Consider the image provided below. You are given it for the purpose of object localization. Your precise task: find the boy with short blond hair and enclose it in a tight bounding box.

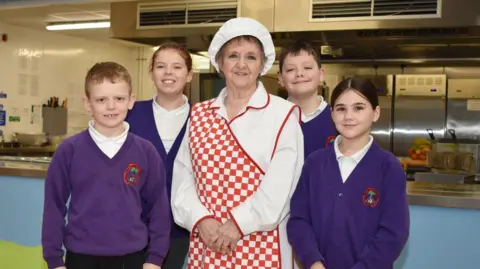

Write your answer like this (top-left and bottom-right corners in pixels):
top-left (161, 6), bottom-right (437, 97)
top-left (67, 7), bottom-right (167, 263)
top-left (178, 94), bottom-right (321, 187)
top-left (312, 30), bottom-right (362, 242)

top-left (42, 62), bottom-right (170, 269)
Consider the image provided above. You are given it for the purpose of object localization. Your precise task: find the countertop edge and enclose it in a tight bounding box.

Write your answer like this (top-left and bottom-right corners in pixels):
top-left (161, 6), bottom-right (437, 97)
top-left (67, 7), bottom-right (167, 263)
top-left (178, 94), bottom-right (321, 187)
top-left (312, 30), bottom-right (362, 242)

top-left (0, 167), bottom-right (47, 178)
top-left (2, 167), bottom-right (480, 210)
top-left (407, 193), bottom-right (480, 210)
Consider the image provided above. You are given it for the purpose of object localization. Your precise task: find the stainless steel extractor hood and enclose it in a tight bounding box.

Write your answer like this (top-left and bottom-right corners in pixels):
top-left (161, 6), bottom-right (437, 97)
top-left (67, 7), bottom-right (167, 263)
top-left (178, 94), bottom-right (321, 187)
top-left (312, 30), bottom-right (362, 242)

top-left (109, 0), bottom-right (480, 61)
top-left (274, 0), bottom-right (480, 32)
top-left (109, 0), bottom-right (274, 49)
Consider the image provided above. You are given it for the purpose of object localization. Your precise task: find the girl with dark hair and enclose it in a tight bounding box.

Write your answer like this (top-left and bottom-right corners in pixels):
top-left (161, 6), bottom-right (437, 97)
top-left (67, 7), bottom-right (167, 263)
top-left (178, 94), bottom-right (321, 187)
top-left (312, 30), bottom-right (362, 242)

top-left (287, 76), bottom-right (410, 269)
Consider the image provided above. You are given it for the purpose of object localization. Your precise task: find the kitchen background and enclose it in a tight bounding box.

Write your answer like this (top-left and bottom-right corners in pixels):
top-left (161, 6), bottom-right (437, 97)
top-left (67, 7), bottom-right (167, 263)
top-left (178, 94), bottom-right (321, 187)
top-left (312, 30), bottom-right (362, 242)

top-left (0, 0), bottom-right (479, 153)
top-left (1, 0), bottom-right (480, 268)
top-left (0, 0), bottom-right (478, 148)
top-left (0, 11), bottom-right (202, 142)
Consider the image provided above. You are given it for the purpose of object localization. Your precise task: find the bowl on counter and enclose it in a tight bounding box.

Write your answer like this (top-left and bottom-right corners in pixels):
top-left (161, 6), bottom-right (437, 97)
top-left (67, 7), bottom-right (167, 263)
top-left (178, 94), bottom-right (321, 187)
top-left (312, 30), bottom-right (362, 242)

top-left (13, 132), bottom-right (47, 147)
top-left (49, 135), bottom-right (65, 147)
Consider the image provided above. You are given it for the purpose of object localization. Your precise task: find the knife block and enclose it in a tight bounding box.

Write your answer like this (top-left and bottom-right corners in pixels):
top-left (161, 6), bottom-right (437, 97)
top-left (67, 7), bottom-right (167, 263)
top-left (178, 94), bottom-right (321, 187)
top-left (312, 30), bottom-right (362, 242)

top-left (42, 107), bottom-right (68, 136)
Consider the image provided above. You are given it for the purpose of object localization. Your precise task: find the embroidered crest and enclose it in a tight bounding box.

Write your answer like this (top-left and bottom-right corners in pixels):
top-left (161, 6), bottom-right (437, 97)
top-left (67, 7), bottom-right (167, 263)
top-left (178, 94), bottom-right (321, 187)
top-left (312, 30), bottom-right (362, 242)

top-left (325, 135), bottom-right (336, 148)
top-left (362, 187), bottom-right (379, 207)
top-left (123, 163), bottom-right (141, 186)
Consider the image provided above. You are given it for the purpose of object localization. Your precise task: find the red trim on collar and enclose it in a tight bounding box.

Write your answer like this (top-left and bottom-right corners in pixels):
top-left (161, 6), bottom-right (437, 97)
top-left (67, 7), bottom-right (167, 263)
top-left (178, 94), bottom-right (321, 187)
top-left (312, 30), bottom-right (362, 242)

top-left (208, 98), bottom-right (220, 109)
top-left (207, 89), bottom-right (270, 111)
top-left (228, 93), bottom-right (270, 125)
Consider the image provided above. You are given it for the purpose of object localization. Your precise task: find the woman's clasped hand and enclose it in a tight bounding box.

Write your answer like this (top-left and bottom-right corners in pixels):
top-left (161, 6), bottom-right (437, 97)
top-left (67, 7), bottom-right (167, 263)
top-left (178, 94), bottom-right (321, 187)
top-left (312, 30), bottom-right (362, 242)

top-left (197, 218), bottom-right (242, 255)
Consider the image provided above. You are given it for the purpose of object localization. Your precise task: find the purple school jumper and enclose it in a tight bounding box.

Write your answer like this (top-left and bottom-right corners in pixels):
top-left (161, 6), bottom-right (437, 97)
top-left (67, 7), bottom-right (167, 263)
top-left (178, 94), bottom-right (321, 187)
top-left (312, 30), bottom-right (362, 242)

top-left (287, 142), bottom-right (409, 269)
top-left (301, 105), bottom-right (337, 158)
top-left (126, 99), bottom-right (190, 239)
top-left (42, 130), bottom-right (171, 269)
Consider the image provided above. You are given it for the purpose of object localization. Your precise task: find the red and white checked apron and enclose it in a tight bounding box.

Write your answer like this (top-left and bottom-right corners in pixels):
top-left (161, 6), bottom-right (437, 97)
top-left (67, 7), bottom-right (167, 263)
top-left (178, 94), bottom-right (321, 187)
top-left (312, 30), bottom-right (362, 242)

top-left (187, 101), bottom-right (281, 269)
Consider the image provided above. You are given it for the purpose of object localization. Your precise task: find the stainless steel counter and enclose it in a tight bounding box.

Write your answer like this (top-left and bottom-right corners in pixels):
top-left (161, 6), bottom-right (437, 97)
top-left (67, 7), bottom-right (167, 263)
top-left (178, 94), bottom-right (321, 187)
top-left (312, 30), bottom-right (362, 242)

top-left (0, 146), bottom-right (56, 152)
top-left (0, 157), bottom-right (49, 178)
top-left (1, 157), bottom-right (480, 209)
top-left (407, 181), bottom-right (480, 210)
top-left (0, 145), bottom-right (57, 157)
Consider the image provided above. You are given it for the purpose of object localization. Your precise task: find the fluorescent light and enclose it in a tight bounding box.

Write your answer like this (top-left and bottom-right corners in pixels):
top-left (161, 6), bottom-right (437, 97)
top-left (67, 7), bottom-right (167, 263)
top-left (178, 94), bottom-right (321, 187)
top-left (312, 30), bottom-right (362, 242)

top-left (46, 21), bottom-right (110, 31)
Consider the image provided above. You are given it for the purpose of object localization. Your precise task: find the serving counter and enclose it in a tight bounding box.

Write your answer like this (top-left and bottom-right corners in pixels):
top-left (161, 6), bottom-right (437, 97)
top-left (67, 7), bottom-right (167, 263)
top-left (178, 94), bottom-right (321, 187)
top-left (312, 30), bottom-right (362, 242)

top-left (0, 159), bottom-right (479, 269)
top-left (0, 146), bottom-right (57, 157)
top-left (0, 159), bottom-right (48, 178)
top-left (0, 159), bottom-right (49, 269)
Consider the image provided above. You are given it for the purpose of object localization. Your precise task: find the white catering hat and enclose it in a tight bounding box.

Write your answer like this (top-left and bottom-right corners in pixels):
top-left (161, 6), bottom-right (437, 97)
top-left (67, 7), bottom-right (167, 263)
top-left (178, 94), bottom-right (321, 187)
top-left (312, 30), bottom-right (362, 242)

top-left (207, 17), bottom-right (275, 76)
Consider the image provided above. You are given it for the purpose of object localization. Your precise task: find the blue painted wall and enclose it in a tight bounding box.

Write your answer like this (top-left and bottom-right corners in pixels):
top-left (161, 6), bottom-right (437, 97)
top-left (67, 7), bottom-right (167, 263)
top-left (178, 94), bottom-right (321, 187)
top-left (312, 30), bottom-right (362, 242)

top-left (0, 176), bottom-right (44, 246)
top-left (1, 175), bottom-right (480, 269)
top-left (395, 205), bottom-right (480, 269)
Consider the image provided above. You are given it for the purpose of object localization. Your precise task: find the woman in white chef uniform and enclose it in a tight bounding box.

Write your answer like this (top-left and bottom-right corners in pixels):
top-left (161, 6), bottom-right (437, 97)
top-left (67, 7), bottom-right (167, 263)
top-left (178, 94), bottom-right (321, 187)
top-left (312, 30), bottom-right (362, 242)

top-left (171, 17), bottom-right (304, 269)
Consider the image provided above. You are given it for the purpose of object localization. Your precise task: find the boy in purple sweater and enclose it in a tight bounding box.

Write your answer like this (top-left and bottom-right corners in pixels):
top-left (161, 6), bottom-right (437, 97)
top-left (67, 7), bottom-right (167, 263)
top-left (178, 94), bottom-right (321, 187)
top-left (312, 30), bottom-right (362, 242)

top-left (278, 40), bottom-right (337, 158)
top-left (41, 62), bottom-right (170, 269)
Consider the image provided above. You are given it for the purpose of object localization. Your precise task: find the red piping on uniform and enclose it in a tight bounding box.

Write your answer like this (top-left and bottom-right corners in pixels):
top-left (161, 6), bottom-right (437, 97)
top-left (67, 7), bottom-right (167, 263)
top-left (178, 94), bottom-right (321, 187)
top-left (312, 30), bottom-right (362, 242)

top-left (221, 94), bottom-right (271, 175)
top-left (225, 121), bottom-right (265, 175)
top-left (228, 93), bottom-right (270, 125)
top-left (271, 105), bottom-right (300, 160)
top-left (207, 90), bottom-right (270, 113)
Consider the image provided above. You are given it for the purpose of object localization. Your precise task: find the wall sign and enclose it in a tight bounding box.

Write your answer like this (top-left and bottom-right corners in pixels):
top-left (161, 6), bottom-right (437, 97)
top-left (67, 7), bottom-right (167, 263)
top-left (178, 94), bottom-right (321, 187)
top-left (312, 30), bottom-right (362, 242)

top-left (0, 110), bottom-right (5, 126)
top-left (0, 92), bottom-right (6, 99)
top-left (8, 116), bottom-right (20, 122)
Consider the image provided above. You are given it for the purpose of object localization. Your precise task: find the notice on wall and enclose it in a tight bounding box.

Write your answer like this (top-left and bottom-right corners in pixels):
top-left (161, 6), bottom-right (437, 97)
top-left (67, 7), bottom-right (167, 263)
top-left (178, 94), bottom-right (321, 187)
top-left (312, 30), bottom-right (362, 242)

top-left (19, 55), bottom-right (28, 70)
top-left (0, 110), bottom-right (5, 126)
top-left (18, 74), bottom-right (28, 95)
top-left (31, 105), bottom-right (42, 124)
top-left (467, 99), bottom-right (480, 111)
top-left (30, 75), bottom-right (39, 96)
top-left (32, 57), bottom-right (40, 72)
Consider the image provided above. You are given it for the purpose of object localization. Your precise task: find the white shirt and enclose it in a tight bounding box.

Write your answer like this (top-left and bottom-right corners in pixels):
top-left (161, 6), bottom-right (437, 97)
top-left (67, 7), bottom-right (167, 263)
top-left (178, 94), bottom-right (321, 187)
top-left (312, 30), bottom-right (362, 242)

top-left (152, 94), bottom-right (190, 153)
top-left (88, 120), bottom-right (129, 159)
top-left (334, 135), bottom-right (373, 183)
top-left (171, 82), bottom-right (304, 269)
top-left (288, 95), bottom-right (328, 123)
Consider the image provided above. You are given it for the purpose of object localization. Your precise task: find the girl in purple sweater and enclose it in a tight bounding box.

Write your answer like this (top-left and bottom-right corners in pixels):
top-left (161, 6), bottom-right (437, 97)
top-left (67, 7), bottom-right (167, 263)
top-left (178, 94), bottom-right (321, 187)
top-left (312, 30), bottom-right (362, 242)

top-left (287, 76), bottom-right (409, 269)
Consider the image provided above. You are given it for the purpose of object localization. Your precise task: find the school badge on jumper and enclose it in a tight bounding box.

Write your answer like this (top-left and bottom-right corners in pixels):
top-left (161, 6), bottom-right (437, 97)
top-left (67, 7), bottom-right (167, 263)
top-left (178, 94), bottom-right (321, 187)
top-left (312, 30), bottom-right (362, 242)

top-left (362, 187), bottom-right (379, 207)
top-left (325, 136), bottom-right (336, 148)
top-left (124, 163), bottom-right (141, 186)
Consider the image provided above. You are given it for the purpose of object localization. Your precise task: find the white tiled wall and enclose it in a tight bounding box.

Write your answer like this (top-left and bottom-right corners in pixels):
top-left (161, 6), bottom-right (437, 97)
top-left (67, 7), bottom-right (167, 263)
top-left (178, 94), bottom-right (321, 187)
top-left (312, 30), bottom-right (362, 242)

top-left (0, 21), bottom-right (141, 141)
